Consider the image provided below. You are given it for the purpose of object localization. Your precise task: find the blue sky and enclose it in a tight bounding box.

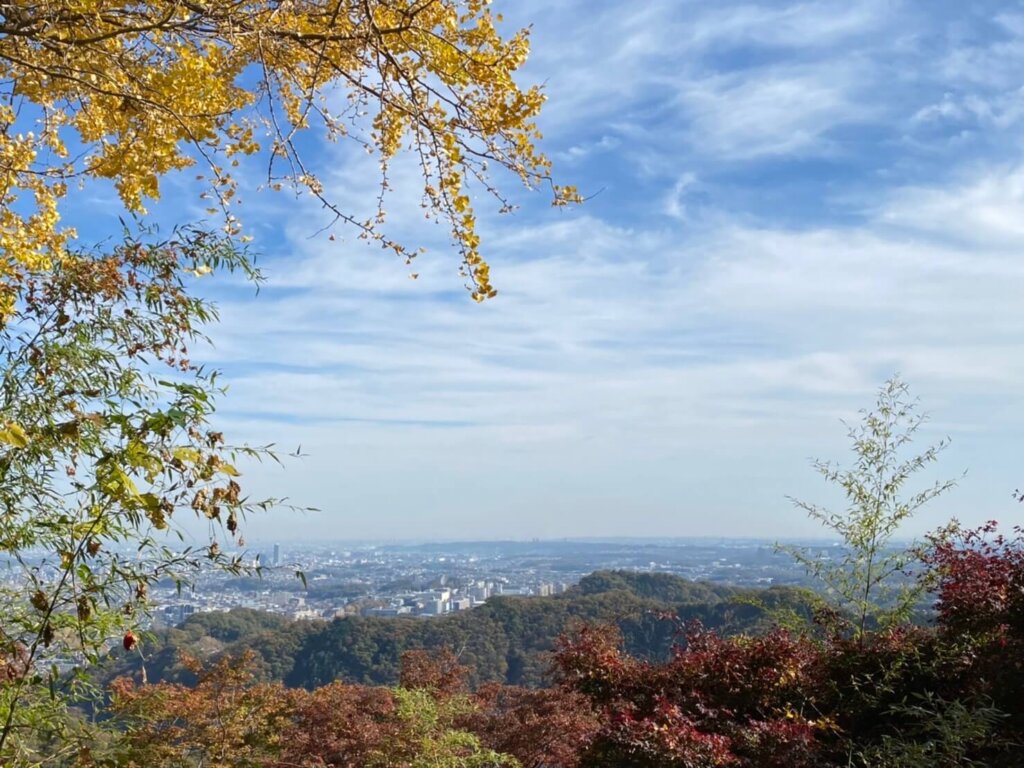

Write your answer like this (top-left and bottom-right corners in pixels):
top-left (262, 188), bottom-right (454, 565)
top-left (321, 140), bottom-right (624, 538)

top-left (120, 0), bottom-right (1024, 541)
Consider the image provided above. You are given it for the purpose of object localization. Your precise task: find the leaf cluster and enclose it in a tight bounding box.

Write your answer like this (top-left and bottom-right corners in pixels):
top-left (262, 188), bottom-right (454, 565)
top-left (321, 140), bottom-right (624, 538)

top-left (0, 227), bottom-right (283, 764)
top-left (781, 377), bottom-right (958, 637)
top-left (0, 0), bottom-right (580, 304)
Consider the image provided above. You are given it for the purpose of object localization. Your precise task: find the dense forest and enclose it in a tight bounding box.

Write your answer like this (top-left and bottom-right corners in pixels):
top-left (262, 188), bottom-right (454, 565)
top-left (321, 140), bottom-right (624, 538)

top-left (105, 571), bottom-right (816, 689)
top-left (90, 524), bottom-right (1024, 766)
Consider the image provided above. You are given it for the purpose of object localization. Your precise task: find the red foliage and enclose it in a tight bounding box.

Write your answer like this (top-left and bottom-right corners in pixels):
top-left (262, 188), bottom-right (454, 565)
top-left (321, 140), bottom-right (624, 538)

top-left (554, 623), bottom-right (822, 767)
top-left (93, 522), bottom-right (1024, 767)
top-left (279, 683), bottom-right (398, 768)
top-left (922, 521), bottom-right (1024, 744)
top-left (107, 652), bottom-right (295, 766)
top-left (0, 642), bottom-right (29, 684)
top-left (468, 683), bottom-right (600, 768)
top-left (104, 647), bottom-right (533, 767)
top-left (551, 527), bottom-right (1024, 766)
top-left (398, 648), bottom-right (469, 696)
top-left (925, 521), bottom-right (1024, 638)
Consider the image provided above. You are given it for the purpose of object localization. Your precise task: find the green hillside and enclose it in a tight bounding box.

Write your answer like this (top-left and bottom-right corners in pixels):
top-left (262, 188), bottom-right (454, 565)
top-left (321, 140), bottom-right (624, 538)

top-left (108, 571), bottom-right (814, 689)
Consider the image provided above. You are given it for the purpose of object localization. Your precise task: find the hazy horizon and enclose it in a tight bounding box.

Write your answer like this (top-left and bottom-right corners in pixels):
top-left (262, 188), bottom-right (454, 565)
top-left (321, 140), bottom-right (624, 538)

top-left (197, 533), bottom-right (910, 550)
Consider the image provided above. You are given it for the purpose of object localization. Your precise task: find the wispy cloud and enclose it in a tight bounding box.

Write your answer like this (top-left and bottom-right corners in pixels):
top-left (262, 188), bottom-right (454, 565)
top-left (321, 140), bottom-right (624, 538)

top-left (162, 1), bottom-right (1024, 540)
top-left (673, 65), bottom-right (864, 159)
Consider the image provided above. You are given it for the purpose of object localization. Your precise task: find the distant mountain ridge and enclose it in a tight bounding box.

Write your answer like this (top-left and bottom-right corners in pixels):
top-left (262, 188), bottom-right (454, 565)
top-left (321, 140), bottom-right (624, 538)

top-left (108, 570), bottom-right (816, 689)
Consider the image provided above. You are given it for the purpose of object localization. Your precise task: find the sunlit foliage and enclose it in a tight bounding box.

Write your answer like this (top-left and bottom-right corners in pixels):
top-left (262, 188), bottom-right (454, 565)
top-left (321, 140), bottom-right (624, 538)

top-left (782, 377), bottom-right (958, 636)
top-left (44, 529), bottom-right (1024, 767)
top-left (0, 228), bottom-right (278, 764)
top-left (0, 0), bottom-right (579, 306)
top-left (104, 649), bottom-right (521, 767)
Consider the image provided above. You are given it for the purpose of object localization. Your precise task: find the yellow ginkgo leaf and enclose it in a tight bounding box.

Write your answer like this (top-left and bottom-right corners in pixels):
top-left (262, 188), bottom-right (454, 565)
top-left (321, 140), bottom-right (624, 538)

top-left (172, 447), bottom-right (202, 464)
top-left (0, 422), bottom-right (30, 449)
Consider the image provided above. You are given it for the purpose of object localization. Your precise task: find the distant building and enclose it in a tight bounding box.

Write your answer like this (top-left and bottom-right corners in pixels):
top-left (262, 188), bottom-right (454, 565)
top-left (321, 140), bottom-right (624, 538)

top-left (161, 604), bottom-right (195, 625)
top-left (273, 543), bottom-right (281, 566)
top-left (364, 606), bottom-right (412, 617)
top-left (421, 599), bottom-right (446, 616)
top-left (469, 584), bottom-right (490, 601)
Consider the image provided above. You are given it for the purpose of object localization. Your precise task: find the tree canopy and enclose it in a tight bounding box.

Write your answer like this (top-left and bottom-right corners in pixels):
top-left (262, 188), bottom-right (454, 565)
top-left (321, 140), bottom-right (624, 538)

top-left (0, 0), bottom-right (579, 306)
top-left (0, 4), bottom-right (582, 762)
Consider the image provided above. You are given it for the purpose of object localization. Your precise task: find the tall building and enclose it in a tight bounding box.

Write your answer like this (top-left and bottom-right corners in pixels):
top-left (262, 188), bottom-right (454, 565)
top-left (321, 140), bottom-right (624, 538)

top-left (273, 543), bottom-right (281, 567)
top-left (469, 584), bottom-right (490, 602)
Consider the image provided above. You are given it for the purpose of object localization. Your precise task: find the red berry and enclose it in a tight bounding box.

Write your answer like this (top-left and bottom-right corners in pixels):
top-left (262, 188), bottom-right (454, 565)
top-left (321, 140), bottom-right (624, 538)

top-left (123, 631), bottom-right (137, 651)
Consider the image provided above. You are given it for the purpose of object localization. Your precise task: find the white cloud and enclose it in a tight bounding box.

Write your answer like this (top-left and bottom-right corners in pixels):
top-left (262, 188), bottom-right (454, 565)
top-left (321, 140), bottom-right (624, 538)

top-left (673, 66), bottom-right (863, 159)
top-left (880, 164), bottom-right (1024, 250)
top-left (195, 152), bottom-right (1024, 539)
top-left (503, 0), bottom-right (894, 164)
top-left (687, 0), bottom-right (888, 48)
top-left (663, 173), bottom-right (699, 220)
top-left (170, 2), bottom-right (1024, 540)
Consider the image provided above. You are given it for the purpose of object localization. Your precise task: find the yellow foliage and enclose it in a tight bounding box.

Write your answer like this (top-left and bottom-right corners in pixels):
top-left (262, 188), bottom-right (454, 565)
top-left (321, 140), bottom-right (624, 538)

top-left (0, 421), bottom-right (29, 448)
top-left (0, 0), bottom-right (579, 307)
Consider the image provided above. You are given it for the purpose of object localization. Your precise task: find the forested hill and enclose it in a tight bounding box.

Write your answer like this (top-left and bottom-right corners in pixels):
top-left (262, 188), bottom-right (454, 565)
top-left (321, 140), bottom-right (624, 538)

top-left (112, 571), bottom-right (814, 689)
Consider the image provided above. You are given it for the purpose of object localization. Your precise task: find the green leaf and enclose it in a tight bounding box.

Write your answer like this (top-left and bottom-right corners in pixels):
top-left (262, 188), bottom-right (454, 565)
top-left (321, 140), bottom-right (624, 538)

top-left (166, 407), bottom-right (188, 427)
top-left (138, 493), bottom-right (161, 512)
